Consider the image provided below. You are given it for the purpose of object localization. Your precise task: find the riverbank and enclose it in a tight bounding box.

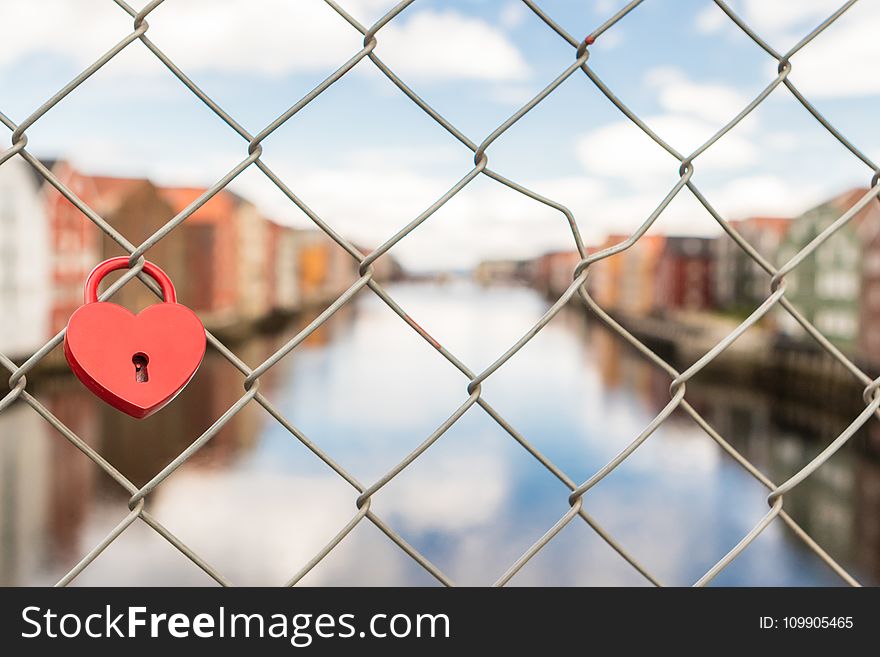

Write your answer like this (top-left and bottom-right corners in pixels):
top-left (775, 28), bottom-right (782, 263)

top-left (577, 302), bottom-right (880, 456)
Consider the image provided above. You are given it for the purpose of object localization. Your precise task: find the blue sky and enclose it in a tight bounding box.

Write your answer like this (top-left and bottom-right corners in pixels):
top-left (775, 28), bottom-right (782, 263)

top-left (2, 0), bottom-right (879, 270)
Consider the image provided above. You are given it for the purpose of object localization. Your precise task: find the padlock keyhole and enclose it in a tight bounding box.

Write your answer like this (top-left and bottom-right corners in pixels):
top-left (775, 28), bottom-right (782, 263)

top-left (133, 353), bottom-right (150, 383)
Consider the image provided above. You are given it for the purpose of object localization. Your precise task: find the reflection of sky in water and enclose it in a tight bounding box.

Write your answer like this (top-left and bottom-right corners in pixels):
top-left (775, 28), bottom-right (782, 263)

top-left (2, 282), bottom-right (875, 586)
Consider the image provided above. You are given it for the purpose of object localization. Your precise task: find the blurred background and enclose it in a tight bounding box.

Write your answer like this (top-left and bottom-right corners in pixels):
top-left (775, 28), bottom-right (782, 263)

top-left (2, 0), bottom-right (880, 586)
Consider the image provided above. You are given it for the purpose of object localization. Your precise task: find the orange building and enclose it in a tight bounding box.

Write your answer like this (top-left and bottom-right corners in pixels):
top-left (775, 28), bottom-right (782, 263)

top-left (162, 187), bottom-right (276, 327)
top-left (617, 234), bottom-right (666, 316)
top-left (160, 188), bottom-right (245, 327)
top-left (587, 234), bottom-right (666, 316)
top-left (589, 234), bottom-right (628, 311)
top-left (297, 231), bottom-right (358, 307)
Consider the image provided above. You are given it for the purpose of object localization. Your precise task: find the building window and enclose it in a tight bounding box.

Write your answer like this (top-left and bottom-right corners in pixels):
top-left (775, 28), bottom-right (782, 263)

top-left (816, 270), bottom-right (858, 299)
top-left (815, 309), bottom-right (857, 339)
top-left (841, 240), bottom-right (859, 264)
top-left (817, 244), bottom-right (835, 266)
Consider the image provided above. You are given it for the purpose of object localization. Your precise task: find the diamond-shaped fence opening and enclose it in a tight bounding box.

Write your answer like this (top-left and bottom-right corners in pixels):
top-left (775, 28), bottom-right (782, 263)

top-left (1, 0), bottom-right (878, 587)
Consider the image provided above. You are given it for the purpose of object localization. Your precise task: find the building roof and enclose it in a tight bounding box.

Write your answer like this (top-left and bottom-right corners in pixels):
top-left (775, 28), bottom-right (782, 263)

top-left (89, 175), bottom-right (149, 196)
top-left (738, 216), bottom-right (791, 236)
top-left (825, 187), bottom-right (870, 214)
top-left (80, 175), bottom-right (152, 213)
top-left (159, 186), bottom-right (240, 223)
top-left (812, 187), bottom-right (880, 242)
top-left (539, 249), bottom-right (580, 260)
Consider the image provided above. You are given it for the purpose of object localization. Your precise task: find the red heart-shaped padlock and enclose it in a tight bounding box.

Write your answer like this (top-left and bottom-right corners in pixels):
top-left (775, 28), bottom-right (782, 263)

top-left (64, 257), bottom-right (206, 419)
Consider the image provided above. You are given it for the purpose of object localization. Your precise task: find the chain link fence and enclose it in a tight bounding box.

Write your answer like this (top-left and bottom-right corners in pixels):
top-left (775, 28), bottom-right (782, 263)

top-left (1, 0), bottom-right (878, 587)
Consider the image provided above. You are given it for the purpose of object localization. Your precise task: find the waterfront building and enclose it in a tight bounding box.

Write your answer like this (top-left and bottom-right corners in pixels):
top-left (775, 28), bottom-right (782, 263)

top-left (93, 177), bottom-right (186, 314)
top-left (0, 157), bottom-right (51, 358)
top-left (589, 235), bottom-right (629, 311)
top-left (39, 160), bottom-right (101, 335)
top-left (617, 235), bottom-right (666, 316)
top-left (776, 188), bottom-right (880, 357)
top-left (267, 221), bottom-right (302, 315)
top-left (529, 251), bottom-right (581, 299)
top-left (161, 187), bottom-right (244, 328)
top-left (714, 216), bottom-right (791, 312)
top-left (297, 231), bottom-right (359, 307)
top-left (654, 236), bottom-right (715, 313)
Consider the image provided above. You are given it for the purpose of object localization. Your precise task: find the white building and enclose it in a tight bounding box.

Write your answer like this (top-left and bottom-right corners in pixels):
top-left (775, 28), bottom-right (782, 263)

top-left (0, 157), bottom-right (51, 358)
top-left (271, 222), bottom-right (302, 314)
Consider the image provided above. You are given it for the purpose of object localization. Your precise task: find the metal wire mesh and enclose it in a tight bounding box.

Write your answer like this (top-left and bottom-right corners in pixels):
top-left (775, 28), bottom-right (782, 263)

top-left (1, 0), bottom-right (878, 587)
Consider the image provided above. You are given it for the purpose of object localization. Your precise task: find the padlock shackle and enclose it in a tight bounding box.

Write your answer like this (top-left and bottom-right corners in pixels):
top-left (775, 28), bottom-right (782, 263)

top-left (84, 257), bottom-right (177, 304)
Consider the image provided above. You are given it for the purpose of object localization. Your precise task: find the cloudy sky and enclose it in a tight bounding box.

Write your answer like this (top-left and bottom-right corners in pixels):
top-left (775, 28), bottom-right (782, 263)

top-left (2, 0), bottom-right (879, 270)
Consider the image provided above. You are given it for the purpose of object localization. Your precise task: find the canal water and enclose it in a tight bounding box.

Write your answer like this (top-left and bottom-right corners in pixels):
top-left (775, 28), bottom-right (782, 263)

top-left (2, 281), bottom-right (879, 586)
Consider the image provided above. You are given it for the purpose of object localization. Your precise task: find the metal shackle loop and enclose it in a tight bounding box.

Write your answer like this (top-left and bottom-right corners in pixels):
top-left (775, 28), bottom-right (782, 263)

top-left (84, 256), bottom-right (177, 304)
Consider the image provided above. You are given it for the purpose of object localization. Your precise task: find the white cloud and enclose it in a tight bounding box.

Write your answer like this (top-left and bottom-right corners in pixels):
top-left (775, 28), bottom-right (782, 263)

top-left (645, 67), bottom-right (752, 124)
top-left (576, 69), bottom-right (759, 183)
top-left (487, 83), bottom-right (538, 106)
top-left (378, 10), bottom-right (530, 81)
top-left (694, 5), bottom-right (728, 34)
top-left (575, 114), bottom-right (757, 178)
top-left (732, 0), bottom-right (842, 36)
top-left (1, 0), bottom-right (530, 83)
top-left (499, 2), bottom-right (528, 29)
top-left (763, 131), bottom-right (799, 152)
top-left (595, 29), bottom-right (625, 49)
top-left (788, 2), bottom-right (880, 98)
top-left (339, 145), bottom-right (463, 170)
top-left (595, 0), bottom-right (623, 16)
top-left (695, 0), bottom-right (842, 38)
top-left (699, 174), bottom-right (826, 219)
top-left (694, 0), bottom-right (880, 98)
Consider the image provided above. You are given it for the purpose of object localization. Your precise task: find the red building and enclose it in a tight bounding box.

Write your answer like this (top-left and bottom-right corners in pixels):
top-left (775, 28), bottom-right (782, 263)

top-left (40, 166), bottom-right (188, 340)
top-left (160, 187), bottom-right (240, 327)
top-left (531, 250), bottom-right (582, 298)
top-left (654, 236), bottom-right (715, 313)
top-left (39, 161), bottom-right (102, 335)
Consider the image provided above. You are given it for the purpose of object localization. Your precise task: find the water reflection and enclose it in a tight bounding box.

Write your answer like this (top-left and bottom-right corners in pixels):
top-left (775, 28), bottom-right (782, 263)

top-left (1, 281), bottom-right (879, 586)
